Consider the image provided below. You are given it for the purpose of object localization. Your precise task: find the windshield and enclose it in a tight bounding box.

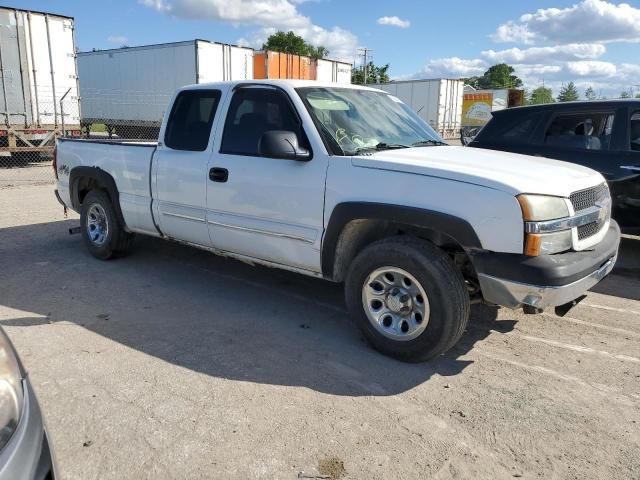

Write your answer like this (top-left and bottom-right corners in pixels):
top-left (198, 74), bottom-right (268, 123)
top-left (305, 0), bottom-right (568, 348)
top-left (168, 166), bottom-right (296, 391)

top-left (296, 87), bottom-right (445, 155)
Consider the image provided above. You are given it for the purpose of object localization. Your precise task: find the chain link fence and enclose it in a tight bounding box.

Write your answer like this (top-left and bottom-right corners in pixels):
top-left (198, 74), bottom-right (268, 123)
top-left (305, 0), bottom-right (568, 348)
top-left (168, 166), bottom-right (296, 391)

top-left (1, 90), bottom-right (165, 187)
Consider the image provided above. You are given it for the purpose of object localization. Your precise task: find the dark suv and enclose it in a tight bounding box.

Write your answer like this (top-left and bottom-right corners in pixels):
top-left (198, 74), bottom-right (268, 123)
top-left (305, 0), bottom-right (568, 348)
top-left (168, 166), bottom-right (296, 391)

top-left (469, 100), bottom-right (640, 232)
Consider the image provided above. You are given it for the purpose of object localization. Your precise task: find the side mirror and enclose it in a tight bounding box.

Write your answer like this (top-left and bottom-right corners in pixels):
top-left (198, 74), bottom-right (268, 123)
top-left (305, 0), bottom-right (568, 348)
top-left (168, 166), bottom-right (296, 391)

top-left (259, 130), bottom-right (311, 161)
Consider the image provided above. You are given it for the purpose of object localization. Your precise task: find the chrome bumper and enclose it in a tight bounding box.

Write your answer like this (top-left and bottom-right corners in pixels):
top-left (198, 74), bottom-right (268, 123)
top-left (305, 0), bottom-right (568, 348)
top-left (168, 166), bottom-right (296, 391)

top-left (478, 255), bottom-right (617, 309)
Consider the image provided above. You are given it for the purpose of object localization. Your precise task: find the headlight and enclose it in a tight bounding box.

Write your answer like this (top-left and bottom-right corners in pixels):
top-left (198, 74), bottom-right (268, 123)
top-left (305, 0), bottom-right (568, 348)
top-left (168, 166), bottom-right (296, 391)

top-left (517, 194), bottom-right (569, 221)
top-left (517, 194), bottom-right (572, 256)
top-left (0, 329), bottom-right (24, 451)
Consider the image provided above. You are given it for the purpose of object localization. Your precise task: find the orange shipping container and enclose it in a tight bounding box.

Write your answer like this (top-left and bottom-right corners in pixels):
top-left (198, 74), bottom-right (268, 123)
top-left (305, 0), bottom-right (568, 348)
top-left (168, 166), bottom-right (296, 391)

top-left (253, 51), bottom-right (313, 80)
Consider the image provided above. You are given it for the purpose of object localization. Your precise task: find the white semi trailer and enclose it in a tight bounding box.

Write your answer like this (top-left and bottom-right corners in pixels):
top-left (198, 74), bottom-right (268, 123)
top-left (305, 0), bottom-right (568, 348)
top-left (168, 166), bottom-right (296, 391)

top-left (0, 7), bottom-right (80, 163)
top-left (372, 79), bottom-right (464, 139)
top-left (77, 40), bottom-right (254, 138)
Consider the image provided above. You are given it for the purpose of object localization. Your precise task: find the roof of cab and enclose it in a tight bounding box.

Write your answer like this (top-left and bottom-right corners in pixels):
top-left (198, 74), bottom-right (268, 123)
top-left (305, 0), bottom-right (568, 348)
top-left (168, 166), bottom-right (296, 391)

top-left (181, 79), bottom-right (384, 92)
top-left (493, 98), bottom-right (640, 116)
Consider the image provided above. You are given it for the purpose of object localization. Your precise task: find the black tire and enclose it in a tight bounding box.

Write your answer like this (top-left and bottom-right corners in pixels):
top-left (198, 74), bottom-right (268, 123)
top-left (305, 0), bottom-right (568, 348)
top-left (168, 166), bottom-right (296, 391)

top-left (80, 190), bottom-right (133, 260)
top-left (345, 236), bottom-right (470, 362)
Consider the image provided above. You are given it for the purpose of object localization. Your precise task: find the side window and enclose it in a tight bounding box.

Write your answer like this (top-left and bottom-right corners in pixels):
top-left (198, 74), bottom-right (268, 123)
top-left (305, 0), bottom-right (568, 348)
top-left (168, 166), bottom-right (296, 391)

top-left (630, 112), bottom-right (640, 152)
top-left (164, 90), bottom-right (221, 151)
top-left (544, 112), bottom-right (614, 151)
top-left (477, 112), bottom-right (543, 145)
top-left (220, 88), bottom-right (307, 157)
top-left (499, 114), bottom-right (540, 143)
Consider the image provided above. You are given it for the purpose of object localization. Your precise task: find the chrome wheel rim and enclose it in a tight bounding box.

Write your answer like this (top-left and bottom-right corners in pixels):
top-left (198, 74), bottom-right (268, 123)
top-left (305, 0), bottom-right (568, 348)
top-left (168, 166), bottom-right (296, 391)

top-left (86, 203), bottom-right (109, 247)
top-left (362, 267), bottom-right (430, 341)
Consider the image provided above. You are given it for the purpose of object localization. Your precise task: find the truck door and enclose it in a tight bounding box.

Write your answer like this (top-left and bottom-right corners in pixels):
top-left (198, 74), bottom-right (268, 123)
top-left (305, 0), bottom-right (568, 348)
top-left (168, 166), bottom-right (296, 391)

top-left (616, 109), bottom-right (640, 229)
top-left (205, 86), bottom-right (328, 272)
top-left (153, 89), bottom-right (222, 246)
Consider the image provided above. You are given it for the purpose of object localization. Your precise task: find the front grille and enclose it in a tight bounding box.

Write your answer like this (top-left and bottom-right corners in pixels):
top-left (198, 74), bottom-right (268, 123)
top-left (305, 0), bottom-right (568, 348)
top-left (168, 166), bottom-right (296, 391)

top-left (569, 183), bottom-right (610, 242)
top-left (577, 221), bottom-right (600, 240)
top-left (570, 183), bottom-right (608, 212)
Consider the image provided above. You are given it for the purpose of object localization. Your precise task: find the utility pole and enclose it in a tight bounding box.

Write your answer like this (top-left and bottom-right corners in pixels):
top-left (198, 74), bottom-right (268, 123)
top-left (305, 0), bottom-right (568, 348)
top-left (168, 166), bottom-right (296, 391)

top-left (357, 47), bottom-right (372, 85)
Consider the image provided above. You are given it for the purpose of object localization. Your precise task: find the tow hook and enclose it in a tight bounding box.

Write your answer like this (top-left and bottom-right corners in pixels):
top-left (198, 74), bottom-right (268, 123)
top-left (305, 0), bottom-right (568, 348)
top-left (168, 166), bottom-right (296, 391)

top-left (69, 226), bottom-right (81, 235)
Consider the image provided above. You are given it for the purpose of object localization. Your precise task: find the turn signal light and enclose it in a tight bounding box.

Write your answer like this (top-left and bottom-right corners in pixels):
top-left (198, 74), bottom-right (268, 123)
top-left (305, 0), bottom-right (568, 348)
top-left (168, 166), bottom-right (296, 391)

top-left (524, 234), bottom-right (543, 256)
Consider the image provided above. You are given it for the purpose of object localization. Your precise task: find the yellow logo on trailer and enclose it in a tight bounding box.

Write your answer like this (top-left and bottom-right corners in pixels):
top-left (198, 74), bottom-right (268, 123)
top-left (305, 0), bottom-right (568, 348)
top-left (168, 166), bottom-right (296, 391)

top-left (462, 93), bottom-right (494, 127)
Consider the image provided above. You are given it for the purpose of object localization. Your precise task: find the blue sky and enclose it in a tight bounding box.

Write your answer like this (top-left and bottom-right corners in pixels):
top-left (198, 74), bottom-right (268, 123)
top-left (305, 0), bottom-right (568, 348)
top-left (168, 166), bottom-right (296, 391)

top-left (8, 0), bottom-right (640, 96)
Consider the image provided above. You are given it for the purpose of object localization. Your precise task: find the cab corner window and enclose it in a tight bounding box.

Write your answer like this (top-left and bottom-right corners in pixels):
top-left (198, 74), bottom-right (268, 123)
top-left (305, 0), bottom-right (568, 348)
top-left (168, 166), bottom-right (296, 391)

top-left (164, 90), bottom-right (221, 152)
top-left (544, 112), bottom-right (614, 151)
top-left (220, 88), bottom-right (307, 157)
top-left (630, 112), bottom-right (640, 152)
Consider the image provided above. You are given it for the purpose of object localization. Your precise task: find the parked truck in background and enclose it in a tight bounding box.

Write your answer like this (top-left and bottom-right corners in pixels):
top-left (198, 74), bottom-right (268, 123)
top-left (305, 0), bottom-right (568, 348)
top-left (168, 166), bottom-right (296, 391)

top-left (77, 40), bottom-right (254, 139)
top-left (372, 79), bottom-right (464, 139)
top-left (0, 7), bottom-right (81, 164)
top-left (77, 44), bottom-right (352, 140)
top-left (54, 80), bottom-right (620, 362)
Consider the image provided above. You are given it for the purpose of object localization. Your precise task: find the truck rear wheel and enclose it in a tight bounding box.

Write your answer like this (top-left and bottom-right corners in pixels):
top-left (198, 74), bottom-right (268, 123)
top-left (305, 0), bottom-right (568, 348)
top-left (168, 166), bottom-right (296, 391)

top-left (80, 190), bottom-right (133, 260)
top-left (345, 237), bottom-right (470, 362)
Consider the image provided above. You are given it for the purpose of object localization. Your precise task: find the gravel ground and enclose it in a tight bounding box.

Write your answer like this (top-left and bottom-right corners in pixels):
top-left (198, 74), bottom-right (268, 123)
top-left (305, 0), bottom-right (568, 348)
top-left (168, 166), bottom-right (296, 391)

top-left (0, 182), bottom-right (639, 480)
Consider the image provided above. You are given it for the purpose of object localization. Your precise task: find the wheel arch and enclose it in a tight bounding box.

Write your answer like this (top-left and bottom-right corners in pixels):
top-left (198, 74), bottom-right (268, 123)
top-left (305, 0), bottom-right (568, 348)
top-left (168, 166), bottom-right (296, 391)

top-left (69, 166), bottom-right (127, 230)
top-left (322, 202), bottom-right (482, 282)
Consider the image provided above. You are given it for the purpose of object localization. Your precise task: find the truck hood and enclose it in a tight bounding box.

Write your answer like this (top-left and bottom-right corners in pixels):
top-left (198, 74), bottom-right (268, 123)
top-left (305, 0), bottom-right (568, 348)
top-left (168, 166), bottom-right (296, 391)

top-left (351, 146), bottom-right (604, 197)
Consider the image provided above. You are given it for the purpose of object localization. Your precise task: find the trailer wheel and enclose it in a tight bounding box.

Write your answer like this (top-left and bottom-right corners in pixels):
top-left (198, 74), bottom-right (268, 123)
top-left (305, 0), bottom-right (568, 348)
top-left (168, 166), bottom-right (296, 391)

top-left (80, 190), bottom-right (133, 260)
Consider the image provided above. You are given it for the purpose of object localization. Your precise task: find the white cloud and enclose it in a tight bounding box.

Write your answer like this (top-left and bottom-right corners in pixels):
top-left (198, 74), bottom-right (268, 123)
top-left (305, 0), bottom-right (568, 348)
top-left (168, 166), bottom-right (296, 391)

top-left (401, 57), bottom-right (487, 79)
top-left (139, 0), bottom-right (357, 61)
top-left (107, 35), bottom-right (129, 45)
top-left (482, 43), bottom-right (606, 64)
top-left (376, 16), bottom-right (410, 29)
top-left (490, 21), bottom-right (536, 44)
top-left (493, 0), bottom-right (640, 44)
top-left (565, 60), bottom-right (616, 76)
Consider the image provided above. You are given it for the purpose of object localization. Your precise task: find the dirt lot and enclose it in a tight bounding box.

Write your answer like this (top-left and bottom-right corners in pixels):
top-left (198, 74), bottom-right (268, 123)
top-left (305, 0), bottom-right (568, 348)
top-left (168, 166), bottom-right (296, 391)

top-left (0, 182), bottom-right (639, 480)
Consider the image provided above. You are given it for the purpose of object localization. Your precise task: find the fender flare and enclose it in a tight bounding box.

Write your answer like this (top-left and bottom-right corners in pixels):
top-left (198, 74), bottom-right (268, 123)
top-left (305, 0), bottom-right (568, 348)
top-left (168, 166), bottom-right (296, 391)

top-left (321, 202), bottom-right (483, 279)
top-left (69, 166), bottom-right (127, 229)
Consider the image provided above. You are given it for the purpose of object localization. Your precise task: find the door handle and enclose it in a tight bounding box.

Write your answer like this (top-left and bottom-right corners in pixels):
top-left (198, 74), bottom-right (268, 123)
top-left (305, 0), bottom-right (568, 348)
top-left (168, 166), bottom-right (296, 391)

top-left (621, 165), bottom-right (640, 173)
top-left (209, 167), bottom-right (228, 182)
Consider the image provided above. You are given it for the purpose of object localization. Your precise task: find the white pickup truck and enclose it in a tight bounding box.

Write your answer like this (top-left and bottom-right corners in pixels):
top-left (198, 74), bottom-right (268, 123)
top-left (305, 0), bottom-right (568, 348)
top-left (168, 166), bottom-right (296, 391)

top-left (54, 81), bottom-right (620, 362)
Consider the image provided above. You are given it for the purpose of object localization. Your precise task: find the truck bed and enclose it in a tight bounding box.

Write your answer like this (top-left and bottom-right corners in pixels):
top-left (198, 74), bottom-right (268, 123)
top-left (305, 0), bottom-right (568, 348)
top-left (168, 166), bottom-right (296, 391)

top-left (56, 138), bottom-right (158, 235)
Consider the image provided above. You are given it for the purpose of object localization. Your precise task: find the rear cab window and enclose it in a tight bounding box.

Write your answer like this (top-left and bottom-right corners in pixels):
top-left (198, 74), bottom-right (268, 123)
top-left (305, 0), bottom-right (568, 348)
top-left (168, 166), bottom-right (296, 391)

top-left (544, 111), bottom-right (614, 151)
top-left (164, 90), bottom-right (222, 151)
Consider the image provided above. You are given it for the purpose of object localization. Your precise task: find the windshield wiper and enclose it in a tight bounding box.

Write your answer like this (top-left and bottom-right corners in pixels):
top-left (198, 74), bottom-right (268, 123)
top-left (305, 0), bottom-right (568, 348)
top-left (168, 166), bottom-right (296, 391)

top-left (355, 142), bottom-right (411, 154)
top-left (412, 139), bottom-right (449, 147)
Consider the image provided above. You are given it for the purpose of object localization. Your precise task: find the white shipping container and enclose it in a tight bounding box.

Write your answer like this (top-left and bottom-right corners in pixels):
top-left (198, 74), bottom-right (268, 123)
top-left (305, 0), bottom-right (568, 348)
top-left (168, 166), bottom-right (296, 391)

top-left (0, 7), bottom-right (79, 128)
top-left (77, 40), bottom-right (253, 127)
top-left (315, 58), bottom-right (352, 84)
top-left (371, 79), bottom-right (464, 139)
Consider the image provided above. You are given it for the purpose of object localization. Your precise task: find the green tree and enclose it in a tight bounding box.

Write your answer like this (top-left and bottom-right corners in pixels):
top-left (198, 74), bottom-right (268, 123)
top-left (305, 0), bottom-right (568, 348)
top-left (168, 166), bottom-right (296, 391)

top-left (620, 91), bottom-right (632, 98)
top-left (529, 86), bottom-right (554, 105)
top-left (352, 62), bottom-right (390, 84)
top-left (636, 93), bottom-right (640, 99)
top-left (557, 82), bottom-right (579, 102)
top-left (584, 86), bottom-right (596, 101)
top-left (262, 31), bottom-right (329, 59)
top-left (466, 64), bottom-right (523, 89)
top-left (307, 45), bottom-right (329, 59)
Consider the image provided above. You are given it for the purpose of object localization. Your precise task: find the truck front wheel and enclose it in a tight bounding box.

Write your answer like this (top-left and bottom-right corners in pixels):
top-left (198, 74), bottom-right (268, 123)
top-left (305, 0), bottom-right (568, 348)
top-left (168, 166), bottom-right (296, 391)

top-left (345, 237), bottom-right (470, 362)
top-left (80, 190), bottom-right (133, 260)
